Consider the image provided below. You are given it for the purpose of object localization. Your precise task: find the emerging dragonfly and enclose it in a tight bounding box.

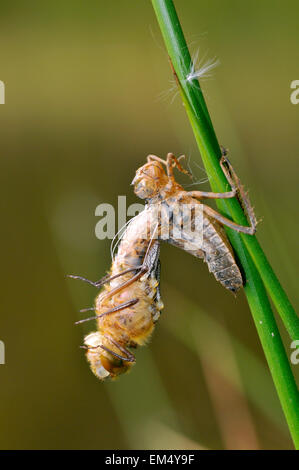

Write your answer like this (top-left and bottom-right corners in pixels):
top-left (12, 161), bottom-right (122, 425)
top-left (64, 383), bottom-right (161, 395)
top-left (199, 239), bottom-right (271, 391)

top-left (69, 151), bottom-right (256, 380)
top-left (70, 209), bottom-right (164, 380)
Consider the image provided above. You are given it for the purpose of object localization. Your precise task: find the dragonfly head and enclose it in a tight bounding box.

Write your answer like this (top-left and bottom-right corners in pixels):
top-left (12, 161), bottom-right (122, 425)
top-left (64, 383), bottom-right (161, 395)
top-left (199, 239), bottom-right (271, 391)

top-left (83, 332), bottom-right (134, 381)
top-left (132, 161), bottom-right (168, 200)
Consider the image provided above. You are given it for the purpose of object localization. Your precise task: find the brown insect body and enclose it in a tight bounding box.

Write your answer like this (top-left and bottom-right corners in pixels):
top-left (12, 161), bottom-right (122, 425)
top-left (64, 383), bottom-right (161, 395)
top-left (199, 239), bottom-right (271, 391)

top-left (84, 210), bottom-right (163, 380)
top-left (73, 151), bottom-right (256, 381)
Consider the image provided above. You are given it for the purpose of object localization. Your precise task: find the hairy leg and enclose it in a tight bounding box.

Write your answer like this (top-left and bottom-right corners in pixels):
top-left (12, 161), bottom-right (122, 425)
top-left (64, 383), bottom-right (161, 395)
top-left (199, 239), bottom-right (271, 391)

top-left (179, 151), bottom-right (256, 234)
top-left (67, 266), bottom-right (143, 288)
top-left (75, 298), bottom-right (139, 325)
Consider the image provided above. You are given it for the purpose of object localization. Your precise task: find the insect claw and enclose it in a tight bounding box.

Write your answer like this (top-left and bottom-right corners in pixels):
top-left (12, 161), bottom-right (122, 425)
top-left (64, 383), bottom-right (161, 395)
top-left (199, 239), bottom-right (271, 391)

top-left (76, 299), bottom-right (139, 325)
top-left (75, 318), bottom-right (90, 325)
top-left (220, 145), bottom-right (229, 157)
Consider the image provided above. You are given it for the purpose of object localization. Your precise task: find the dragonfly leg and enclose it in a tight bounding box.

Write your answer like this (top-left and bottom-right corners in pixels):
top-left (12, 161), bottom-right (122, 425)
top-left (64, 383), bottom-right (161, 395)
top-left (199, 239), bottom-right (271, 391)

top-left (219, 153), bottom-right (257, 233)
top-left (184, 189), bottom-right (236, 199)
top-left (147, 153), bottom-right (192, 180)
top-left (99, 266), bottom-right (148, 304)
top-left (180, 150), bottom-right (256, 234)
top-left (104, 334), bottom-right (136, 362)
top-left (203, 204), bottom-right (256, 235)
top-left (75, 298), bottom-right (139, 325)
top-left (67, 266), bottom-right (142, 289)
top-left (81, 340), bottom-right (135, 363)
top-left (165, 153), bottom-right (192, 180)
top-left (98, 240), bottom-right (159, 304)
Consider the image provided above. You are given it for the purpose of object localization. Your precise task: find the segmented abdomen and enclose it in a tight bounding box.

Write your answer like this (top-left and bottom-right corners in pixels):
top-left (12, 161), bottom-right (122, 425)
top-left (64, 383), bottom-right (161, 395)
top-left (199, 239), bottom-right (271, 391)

top-left (95, 209), bottom-right (163, 348)
top-left (160, 199), bottom-right (243, 293)
top-left (201, 216), bottom-right (243, 292)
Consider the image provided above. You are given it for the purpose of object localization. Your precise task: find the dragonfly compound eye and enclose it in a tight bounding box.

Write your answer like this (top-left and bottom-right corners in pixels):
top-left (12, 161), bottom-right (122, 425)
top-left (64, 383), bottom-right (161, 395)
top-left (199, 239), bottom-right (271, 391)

top-left (84, 332), bottom-right (133, 380)
top-left (84, 332), bottom-right (111, 380)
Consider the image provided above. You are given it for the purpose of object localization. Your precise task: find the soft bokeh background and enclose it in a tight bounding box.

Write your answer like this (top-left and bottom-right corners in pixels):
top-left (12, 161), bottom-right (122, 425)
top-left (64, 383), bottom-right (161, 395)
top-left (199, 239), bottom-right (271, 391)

top-left (0, 0), bottom-right (298, 449)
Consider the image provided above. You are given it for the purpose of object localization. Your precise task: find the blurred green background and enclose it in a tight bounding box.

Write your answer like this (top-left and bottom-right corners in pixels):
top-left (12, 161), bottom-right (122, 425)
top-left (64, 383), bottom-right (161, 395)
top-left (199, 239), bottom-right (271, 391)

top-left (0, 0), bottom-right (298, 450)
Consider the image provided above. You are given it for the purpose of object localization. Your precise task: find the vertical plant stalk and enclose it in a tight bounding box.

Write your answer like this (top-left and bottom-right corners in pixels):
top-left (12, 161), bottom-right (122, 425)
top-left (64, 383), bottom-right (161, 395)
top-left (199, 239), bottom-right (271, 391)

top-left (151, 0), bottom-right (299, 342)
top-left (151, 0), bottom-right (299, 448)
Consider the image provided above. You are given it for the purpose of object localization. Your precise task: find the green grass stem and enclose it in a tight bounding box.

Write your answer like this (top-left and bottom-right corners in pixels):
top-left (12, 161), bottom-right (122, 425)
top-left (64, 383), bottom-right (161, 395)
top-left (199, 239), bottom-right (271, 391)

top-left (151, 0), bottom-right (299, 448)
